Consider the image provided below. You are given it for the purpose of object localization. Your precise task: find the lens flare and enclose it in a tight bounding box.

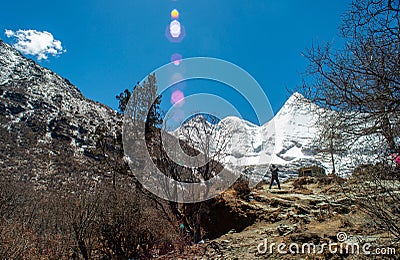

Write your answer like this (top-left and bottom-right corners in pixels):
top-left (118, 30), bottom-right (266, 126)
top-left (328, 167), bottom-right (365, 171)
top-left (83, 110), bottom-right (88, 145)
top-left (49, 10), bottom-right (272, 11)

top-left (170, 20), bottom-right (181, 38)
top-left (170, 72), bottom-right (183, 85)
top-left (170, 90), bottom-right (185, 106)
top-left (172, 109), bottom-right (185, 122)
top-left (171, 9), bottom-right (179, 19)
top-left (123, 57), bottom-right (275, 203)
top-left (171, 53), bottom-right (182, 66)
top-left (165, 22), bottom-right (186, 42)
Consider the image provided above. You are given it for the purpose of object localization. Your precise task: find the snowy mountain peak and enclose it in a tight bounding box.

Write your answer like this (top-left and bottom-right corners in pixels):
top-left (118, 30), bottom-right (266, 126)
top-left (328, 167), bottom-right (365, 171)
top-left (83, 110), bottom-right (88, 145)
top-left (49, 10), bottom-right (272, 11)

top-left (276, 92), bottom-right (311, 113)
top-left (286, 92), bottom-right (311, 106)
top-left (173, 91), bottom-right (325, 180)
top-left (219, 116), bottom-right (258, 128)
top-left (288, 91), bottom-right (307, 102)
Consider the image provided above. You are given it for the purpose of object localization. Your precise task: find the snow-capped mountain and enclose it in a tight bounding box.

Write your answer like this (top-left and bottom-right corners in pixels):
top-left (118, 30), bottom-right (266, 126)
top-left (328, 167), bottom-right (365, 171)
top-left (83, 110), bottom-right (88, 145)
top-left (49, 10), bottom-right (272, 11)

top-left (0, 39), bottom-right (120, 184)
top-left (1, 38), bottom-right (379, 187)
top-left (226, 93), bottom-right (319, 165)
top-left (173, 93), bottom-right (331, 181)
top-left (0, 40), bottom-right (119, 137)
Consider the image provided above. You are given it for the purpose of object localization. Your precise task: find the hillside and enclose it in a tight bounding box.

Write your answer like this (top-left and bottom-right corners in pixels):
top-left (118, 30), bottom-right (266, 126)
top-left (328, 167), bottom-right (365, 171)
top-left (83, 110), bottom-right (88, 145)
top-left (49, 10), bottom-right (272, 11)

top-left (0, 40), bottom-right (181, 259)
top-left (0, 39), bottom-right (121, 187)
top-left (1, 39), bottom-right (398, 259)
top-left (161, 176), bottom-right (399, 259)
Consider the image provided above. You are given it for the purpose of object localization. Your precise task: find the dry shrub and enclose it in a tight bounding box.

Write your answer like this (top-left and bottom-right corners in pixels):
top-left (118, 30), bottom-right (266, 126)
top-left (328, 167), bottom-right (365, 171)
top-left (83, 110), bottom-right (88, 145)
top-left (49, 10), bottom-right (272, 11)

top-left (231, 176), bottom-right (251, 199)
top-left (347, 163), bottom-right (400, 242)
top-left (94, 184), bottom-right (179, 259)
top-left (315, 175), bottom-right (345, 187)
top-left (0, 177), bottom-right (181, 259)
top-left (293, 176), bottom-right (315, 189)
top-left (0, 180), bottom-right (72, 259)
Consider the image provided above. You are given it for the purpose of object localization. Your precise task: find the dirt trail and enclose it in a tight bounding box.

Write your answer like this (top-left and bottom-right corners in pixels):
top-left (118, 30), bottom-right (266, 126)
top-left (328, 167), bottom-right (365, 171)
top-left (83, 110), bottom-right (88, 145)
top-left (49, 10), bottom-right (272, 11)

top-left (161, 177), bottom-right (395, 259)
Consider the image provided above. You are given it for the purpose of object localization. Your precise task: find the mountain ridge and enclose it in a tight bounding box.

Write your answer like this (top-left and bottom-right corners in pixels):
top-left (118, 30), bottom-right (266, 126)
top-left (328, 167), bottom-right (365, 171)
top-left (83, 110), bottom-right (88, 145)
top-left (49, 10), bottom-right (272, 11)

top-left (0, 39), bottom-right (335, 184)
top-left (172, 91), bottom-right (327, 181)
top-left (0, 39), bottom-right (122, 186)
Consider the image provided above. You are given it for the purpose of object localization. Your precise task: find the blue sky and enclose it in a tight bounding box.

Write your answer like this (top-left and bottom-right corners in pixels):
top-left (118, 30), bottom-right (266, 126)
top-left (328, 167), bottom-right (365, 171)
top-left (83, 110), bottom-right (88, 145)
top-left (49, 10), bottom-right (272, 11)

top-left (1, 0), bottom-right (352, 125)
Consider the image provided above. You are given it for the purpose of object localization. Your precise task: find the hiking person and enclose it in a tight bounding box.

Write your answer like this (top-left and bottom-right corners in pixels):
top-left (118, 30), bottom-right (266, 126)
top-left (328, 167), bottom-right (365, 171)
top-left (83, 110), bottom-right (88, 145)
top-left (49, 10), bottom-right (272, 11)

top-left (269, 164), bottom-right (281, 189)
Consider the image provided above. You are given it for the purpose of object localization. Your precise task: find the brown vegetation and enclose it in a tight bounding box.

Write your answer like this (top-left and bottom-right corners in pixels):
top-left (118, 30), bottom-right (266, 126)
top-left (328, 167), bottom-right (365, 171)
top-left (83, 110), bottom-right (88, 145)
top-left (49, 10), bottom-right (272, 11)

top-left (0, 177), bottom-right (180, 259)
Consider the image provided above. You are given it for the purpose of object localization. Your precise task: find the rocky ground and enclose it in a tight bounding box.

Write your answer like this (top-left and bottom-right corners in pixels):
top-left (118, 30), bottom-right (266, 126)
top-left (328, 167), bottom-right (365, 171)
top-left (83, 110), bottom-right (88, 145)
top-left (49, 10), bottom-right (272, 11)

top-left (160, 176), bottom-right (398, 259)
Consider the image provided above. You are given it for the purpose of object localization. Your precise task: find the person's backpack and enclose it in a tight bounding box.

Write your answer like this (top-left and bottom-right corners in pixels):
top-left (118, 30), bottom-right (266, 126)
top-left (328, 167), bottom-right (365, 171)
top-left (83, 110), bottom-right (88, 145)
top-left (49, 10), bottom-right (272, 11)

top-left (270, 165), bottom-right (279, 177)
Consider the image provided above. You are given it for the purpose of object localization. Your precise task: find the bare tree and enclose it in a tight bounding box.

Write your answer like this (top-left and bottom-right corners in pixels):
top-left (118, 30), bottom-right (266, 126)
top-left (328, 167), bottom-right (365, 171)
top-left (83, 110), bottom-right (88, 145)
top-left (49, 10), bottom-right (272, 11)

top-left (301, 0), bottom-right (399, 153)
top-left (177, 113), bottom-right (232, 242)
top-left (300, 0), bottom-right (400, 242)
top-left (90, 121), bottom-right (128, 186)
top-left (62, 190), bottom-right (100, 259)
top-left (313, 110), bottom-right (349, 175)
top-left (349, 163), bottom-right (400, 240)
top-left (179, 114), bottom-right (231, 197)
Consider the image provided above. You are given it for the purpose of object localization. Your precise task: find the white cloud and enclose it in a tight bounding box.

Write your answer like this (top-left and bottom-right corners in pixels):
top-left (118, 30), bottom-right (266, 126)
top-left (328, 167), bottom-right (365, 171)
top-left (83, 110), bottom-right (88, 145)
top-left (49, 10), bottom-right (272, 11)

top-left (4, 29), bottom-right (66, 60)
top-left (4, 29), bottom-right (14, 38)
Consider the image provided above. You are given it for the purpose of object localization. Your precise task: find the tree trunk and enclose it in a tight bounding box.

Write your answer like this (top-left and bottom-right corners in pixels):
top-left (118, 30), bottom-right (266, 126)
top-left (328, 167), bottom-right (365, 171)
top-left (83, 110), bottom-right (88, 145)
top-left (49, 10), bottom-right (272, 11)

top-left (78, 239), bottom-right (89, 260)
top-left (329, 133), bottom-right (336, 175)
top-left (193, 222), bottom-right (201, 243)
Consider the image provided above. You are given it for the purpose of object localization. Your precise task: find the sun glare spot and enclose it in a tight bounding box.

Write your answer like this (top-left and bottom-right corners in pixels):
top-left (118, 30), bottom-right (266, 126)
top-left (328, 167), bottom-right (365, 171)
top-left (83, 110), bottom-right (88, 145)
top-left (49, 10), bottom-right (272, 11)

top-left (172, 109), bottom-right (185, 122)
top-left (171, 53), bottom-right (182, 66)
top-left (170, 72), bottom-right (183, 84)
top-left (171, 9), bottom-right (179, 19)
top-left (165, 22), bottom-right (185, 42)
top-left (171, 90), bottom-right (185, 106)
top-left (170, 20), bottom-right (181, 38)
